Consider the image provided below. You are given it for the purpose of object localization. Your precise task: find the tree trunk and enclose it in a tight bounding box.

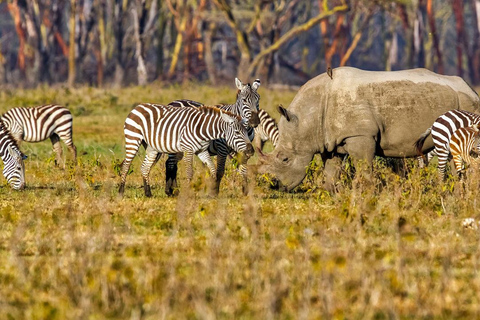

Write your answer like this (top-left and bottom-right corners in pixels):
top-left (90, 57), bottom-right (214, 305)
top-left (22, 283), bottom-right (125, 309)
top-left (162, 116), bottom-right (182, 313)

top-left (0, 44), bottom-right (5, 85)
top-left (132, 4), bottom-right (147, 85)
top-left (7, 0), bottom-right (27, 82)
top-left (452, 0), bottom-right (464, 77)
top-left (68, 0), bottom-right (76, 87)
top-left (212, 0), bottom-right (251, 79)
top-left (398, 4), bottom-right (414, 69)
top-left (469, 0), bottom-right (480, 84)
top-left (426, 0), bottom-right (443, 73)
top-left (414, 0), bottom-right (426, 68)
top-left (168, 16), bottom-right (186, 78)
top-left (113, 0), bottom-right (127, 88)
top-left (156, 0), bottom-right (167, 80)
top-left (203, 21), bottom-right (217, 85)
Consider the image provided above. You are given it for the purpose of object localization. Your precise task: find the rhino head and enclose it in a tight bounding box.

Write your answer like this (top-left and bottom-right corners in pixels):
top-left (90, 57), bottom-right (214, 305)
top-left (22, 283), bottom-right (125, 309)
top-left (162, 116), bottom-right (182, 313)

top-left (259, 105), bottom-right (317, 192)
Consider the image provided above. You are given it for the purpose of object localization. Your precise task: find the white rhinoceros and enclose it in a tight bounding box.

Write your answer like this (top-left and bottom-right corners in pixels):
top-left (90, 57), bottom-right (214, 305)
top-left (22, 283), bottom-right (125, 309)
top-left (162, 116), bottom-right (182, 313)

top-left (260, 67), bottom-right (480, 192)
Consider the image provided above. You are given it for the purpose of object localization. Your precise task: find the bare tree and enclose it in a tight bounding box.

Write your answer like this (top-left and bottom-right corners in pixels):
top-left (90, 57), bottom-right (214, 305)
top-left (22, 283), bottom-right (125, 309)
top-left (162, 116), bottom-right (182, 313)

top-left (426, 0), bottom-right (443, 73)
top-left (68, 0), bottom-right (76, 87)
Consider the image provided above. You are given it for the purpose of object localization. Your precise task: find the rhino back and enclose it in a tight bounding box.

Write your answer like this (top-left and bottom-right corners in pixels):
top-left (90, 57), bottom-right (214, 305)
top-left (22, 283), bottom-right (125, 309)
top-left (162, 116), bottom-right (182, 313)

top-left (282, 67), bottom-right (480, 158)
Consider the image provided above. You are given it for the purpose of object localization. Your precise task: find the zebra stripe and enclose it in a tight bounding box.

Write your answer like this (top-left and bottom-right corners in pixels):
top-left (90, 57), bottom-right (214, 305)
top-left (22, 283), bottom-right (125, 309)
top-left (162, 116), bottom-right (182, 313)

top-left (1, 104), bottom-right (77, 167)
top-left (254, 109), bottom-right (279, 150)
top-left (415, 109), bottom-right (480, 178)
top-left (450, 124), bottom-right (480, 174)
top-left (118, 104), bottom-right (253, 197)
top-left (164, 78), bottom-right (261, 196)
top-left (0, 120), bottom-right (26, 190)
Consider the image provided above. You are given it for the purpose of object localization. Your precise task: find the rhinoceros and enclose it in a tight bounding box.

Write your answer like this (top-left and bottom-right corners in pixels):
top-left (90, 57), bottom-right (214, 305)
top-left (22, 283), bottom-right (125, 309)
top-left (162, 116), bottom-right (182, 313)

top-left (260, 67), bottom-right (480, 192)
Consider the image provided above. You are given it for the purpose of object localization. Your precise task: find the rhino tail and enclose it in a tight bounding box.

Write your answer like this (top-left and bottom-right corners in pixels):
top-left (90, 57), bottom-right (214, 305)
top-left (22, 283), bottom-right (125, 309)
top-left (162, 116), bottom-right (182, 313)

top-left (414, 127), bottom-right (432, 157)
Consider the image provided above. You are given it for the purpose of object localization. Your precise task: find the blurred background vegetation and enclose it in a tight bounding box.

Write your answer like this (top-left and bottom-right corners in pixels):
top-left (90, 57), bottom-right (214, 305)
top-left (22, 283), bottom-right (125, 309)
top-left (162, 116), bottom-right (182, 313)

top-left (0, 0), bottom-right (478, 88)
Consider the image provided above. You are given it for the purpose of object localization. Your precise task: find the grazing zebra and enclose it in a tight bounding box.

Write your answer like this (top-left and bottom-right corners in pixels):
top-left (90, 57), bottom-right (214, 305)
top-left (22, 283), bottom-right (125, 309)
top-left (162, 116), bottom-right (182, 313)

top-left (449, 124), bottom-right (480, 174)
top-left (415, 109), bottom-right (480, 179)
top-left (1, 104), bottom-right (77, 167)
top-left (0, 120), bottom-right (27, 190)
top-left (164, 78), bottom-right (261, 196)
top-left (254, 108), bottom-right (279, 150)
top-left (118, 104), bottom-right (254, 197)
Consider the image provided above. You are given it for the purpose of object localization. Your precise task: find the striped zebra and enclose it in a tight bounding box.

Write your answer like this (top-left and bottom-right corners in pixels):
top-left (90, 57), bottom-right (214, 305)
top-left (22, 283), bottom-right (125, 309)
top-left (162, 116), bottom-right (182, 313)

top-left (449, 124), bottom-right (480, 175)
top-left (0, 119), bottom-right (27, 190)
top-left (415, 109), bottom-right (480, 179)
top-left (118, 104), bottom-right (254, 197)
top-left (1, 105), bottom-right (77, 167)
top-left (254, 108), bottom-right (279, 150)
top-left (164, 78), bottom-right (261, 196)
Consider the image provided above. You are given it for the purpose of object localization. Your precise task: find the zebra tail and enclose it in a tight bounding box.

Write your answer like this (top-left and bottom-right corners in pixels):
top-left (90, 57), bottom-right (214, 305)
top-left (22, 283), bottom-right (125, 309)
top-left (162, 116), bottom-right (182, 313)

top-left (413, 127), bottom-right (432, 157)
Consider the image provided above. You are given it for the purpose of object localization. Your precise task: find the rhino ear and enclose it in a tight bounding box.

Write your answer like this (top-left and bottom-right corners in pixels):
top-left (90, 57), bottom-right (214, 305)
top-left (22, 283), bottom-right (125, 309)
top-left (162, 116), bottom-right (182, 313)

top-left (277, 105), bottom-right (296, 122)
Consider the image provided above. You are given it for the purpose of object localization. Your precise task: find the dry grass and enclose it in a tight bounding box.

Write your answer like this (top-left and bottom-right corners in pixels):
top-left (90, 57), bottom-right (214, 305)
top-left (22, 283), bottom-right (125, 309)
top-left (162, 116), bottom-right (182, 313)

top-left (0, 85), bottom-right (480, 319)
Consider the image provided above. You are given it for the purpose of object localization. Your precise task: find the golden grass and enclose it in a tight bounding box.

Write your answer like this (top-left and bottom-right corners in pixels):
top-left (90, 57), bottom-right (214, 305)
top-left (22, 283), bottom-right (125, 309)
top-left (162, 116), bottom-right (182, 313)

top-left (0, 85), bottom-right (479, 319)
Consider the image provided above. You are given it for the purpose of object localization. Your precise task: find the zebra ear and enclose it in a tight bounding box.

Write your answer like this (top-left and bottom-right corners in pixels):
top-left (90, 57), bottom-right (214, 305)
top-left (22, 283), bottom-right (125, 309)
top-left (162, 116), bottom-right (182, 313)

top-left (7, 146), bottom-right (18, 159)
top-left (252, 79), bottom-right (261, 91)
top-left (235, 78), bottom-right (243, 90)
top-left (277, 105), bottom-right (297, 122)
top-left (220, 111), bottom-right (236, 124)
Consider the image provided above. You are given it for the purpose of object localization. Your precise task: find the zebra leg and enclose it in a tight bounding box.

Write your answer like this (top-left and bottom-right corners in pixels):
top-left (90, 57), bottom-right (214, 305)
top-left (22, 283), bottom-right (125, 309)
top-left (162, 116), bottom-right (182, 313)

top-left (50, 133), bottom-right (64, 168)
top-left (141, 147), bottom-right (161, 197)
top-left (118, 138), bottom-right (142, 196)
top-left (165, 153), bottom-right (182, 197)
top-left (214, 151), bottom-right (228, 195)
top-left (196, 150), bottom-right (217, 194)
top-left (436, 150), bottom-right (449, 180)
top-left (237, 153), bottom-right (251, 196)
top-left (184, 151), bottom-right (195, 182)
top-left (56, 127), bottom-right (77, 165)
top-left (452, 155), bottom-right (463, 176)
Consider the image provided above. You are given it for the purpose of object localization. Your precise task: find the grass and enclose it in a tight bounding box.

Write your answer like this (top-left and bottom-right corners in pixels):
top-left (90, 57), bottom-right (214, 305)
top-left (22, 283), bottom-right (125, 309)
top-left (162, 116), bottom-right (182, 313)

top-left (0, 84), bottom-right (480, 319)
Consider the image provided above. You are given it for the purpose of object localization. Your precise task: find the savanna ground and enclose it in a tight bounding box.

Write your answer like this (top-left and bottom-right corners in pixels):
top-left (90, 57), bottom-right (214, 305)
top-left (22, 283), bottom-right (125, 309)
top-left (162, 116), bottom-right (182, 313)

top-left (0, 84), bottom-right (480, 319)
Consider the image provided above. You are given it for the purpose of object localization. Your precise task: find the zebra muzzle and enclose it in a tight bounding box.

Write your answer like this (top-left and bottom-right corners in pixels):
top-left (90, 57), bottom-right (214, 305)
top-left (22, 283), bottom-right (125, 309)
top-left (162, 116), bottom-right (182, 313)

top-left (245, 143), bottom-right (255, 158)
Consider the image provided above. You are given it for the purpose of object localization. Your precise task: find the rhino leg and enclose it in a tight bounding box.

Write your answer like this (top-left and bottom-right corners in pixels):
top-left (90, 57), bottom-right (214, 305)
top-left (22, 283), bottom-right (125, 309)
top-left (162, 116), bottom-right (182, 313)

top-left (322, 154), bottom-right (342, 193)
top-left (343, 136), bottom-right (376, 163)
top-left (343, 136), bottom-right (376, 185)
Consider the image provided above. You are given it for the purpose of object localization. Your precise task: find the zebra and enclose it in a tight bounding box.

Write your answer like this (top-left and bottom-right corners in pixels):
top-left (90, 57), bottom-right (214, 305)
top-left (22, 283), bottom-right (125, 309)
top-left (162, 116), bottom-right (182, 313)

top-left (253, 108), bottom-right (279, 151)
top-left (0, 119), bottom-right (27, 190)
top-left (449, 124), bottom-right (480, 175)
top-left (1, 104), bottom-right (77, 167)
top-left (415, 109), bottom-right (480, 179)
top-left (164, 78), bottom-right (261, 196)
top-left (118, 103), bottom-right (254, 197)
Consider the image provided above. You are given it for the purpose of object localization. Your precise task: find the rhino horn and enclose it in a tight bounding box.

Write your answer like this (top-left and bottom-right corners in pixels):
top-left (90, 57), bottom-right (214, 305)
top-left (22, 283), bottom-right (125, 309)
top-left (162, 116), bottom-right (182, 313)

top-left (256, 147), bottom-right (270, 165)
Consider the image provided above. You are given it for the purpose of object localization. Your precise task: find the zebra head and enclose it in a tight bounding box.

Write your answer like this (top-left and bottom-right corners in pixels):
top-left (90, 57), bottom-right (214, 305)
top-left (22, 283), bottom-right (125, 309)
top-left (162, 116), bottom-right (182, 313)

top-left (2, 145), bottom-right (26, 190)
top-left (235, 78), bottom-right (261, 128)
top-left (220, 112), bottom-right (255, 158)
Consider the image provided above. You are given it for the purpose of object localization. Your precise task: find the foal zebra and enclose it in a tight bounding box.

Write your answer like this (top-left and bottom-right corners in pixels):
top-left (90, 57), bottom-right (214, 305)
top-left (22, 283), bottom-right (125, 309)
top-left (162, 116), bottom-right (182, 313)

top-left (1, 105), bottom-right (77, 167)
top-left (164, 78), bottom-right (261, 195)
top-left (254, 108), bottom-right (279, 150)
top-left (415, 109), bottom-right (480, 178)
top-left (0, 120), bottom-right (27, 190)
top-left (118, 104), bottom-right (254, 197)
top-left (449, 124), bottom-right (480, 174)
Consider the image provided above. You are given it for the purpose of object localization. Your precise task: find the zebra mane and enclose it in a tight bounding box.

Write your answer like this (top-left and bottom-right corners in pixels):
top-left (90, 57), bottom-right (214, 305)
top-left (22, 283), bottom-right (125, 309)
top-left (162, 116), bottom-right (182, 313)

top-left (0, 116), bottom-right (21, 149)
top-left (197, 105), bottom-right (241, 121)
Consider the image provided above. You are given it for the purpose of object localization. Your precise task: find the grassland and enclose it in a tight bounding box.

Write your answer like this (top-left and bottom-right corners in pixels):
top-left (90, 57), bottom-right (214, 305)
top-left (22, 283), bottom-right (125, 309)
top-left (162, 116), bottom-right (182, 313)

top-left (0, 84), bottom-right (480, 319)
